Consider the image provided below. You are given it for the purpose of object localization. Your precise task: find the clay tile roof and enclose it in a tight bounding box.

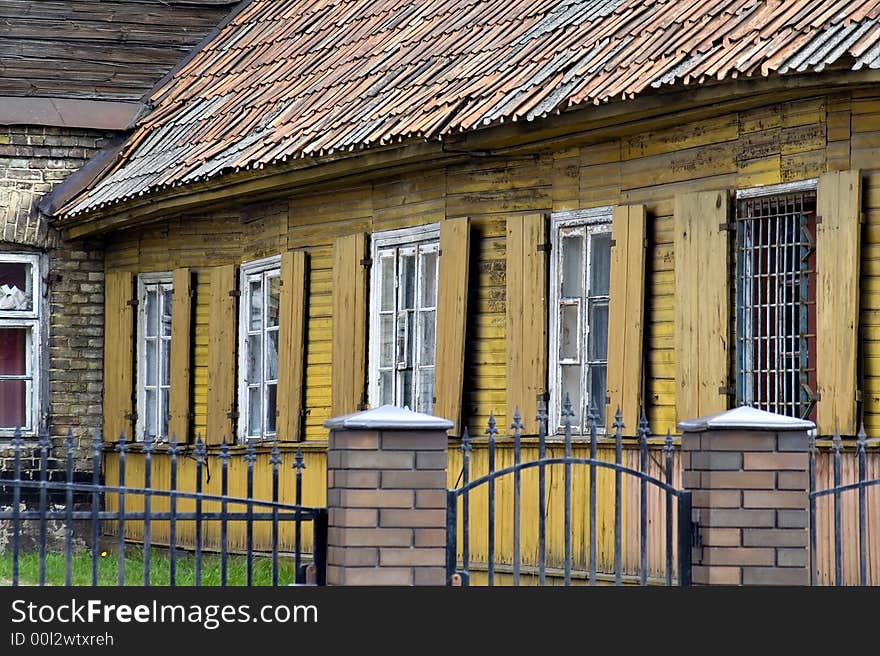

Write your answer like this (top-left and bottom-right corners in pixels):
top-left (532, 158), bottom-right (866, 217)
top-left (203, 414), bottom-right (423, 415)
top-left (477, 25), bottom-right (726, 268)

top-left (62, 0), bottom-right (880, 217)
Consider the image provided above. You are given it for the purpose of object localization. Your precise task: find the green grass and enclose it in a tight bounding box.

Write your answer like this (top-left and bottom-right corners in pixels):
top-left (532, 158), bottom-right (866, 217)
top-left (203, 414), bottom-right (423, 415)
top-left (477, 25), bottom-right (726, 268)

top-left (0, 546), bottom-right (297, 586)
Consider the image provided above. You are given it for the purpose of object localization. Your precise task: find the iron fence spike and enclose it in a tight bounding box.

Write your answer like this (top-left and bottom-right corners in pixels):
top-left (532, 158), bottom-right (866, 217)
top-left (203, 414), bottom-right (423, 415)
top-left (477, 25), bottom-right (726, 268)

top-left (664, 429), bottom-right (674, 452)
top-left (461, 426), bottom-right (472, 452)
top-left (486, 412), bottom-right (498, 438)
top-left (293, 447), bottom-right (305, 470)
top-left (511, 406), bottom-right (523, 431)
top-left (612, 405), bottom-right (624, 431)
top-left (270, 439), bottom-right (282, 466)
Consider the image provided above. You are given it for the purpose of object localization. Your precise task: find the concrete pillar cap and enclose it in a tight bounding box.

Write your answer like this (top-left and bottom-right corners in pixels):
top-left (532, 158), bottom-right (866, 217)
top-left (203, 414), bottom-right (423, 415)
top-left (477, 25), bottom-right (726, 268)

top-left (324, 404), bottom-right (454, 431)
top-left (677, 406), bottom-right (815, 433)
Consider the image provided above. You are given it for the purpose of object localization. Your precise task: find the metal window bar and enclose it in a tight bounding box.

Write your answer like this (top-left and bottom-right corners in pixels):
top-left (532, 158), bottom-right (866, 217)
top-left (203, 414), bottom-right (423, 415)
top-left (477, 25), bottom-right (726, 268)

top-left (736, 192), bottom-right (816, 418)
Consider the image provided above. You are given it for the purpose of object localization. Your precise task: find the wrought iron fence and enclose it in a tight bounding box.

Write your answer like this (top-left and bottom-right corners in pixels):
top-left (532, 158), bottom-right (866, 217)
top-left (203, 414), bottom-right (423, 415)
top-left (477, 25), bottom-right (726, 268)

top-left (0, 429), bottom-right (327, 586)
top-left (809, 428), bottom-right (880, 586)
top-left (446, 398), bottom-right (693, 586)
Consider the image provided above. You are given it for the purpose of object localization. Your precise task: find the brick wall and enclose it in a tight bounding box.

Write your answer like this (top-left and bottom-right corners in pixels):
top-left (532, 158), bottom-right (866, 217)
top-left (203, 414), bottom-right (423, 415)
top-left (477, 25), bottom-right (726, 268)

top-left (0, 125), bottom-right (110, 489)
top-left (681, 410), bottom-right (811, 586)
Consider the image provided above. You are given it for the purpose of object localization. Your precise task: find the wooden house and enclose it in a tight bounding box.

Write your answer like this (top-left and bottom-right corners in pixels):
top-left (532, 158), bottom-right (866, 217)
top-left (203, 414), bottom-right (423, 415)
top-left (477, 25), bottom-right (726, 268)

top-left (0, 0), bottom-right (237, 486)
top-left (39, 1), bottom-right (880, 565)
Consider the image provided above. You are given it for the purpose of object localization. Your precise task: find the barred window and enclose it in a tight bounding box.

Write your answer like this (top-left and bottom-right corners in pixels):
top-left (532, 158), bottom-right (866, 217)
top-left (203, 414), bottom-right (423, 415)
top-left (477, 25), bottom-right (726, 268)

top-left (735, 184), bottom-right (817, 420)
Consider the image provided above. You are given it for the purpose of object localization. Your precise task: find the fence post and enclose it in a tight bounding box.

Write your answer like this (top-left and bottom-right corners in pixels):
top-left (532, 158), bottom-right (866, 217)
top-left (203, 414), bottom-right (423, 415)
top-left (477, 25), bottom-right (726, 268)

top-left (679, 406), bottom-right (813, 585)
top-left (324, 405), bottom-right (452, 586)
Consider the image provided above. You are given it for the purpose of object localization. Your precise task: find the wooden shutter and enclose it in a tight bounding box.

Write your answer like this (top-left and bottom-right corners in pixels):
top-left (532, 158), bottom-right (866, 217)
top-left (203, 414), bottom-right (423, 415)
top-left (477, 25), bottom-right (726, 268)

top-left (606, 204), bottom-right (646, 434)
top-left (103, 271), bottom-right (134, 441)
top-left (817, 170), bottom-right (862, 435)
top-left (206, 264), bottom-right (237, 444)
top-left (168, 267), bottom-right (192, 442)
top-left (331, 233), bottom-right (367, 417)
top-left (277, 250), bottom-right (308, 440)
top-left (435, 217), bottom-right (471, 435)
top-left (506, 213), bottom-right (548, 435)
top-left (674, 190), bottom-right (730, 424)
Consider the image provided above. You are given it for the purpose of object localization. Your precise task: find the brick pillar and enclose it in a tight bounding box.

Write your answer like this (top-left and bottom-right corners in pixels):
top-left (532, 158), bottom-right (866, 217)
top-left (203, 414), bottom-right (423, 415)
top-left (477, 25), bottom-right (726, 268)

top-left (324, 405), bottom-right (451, 586)
top-left (680, 406), bottom-right (813, 585)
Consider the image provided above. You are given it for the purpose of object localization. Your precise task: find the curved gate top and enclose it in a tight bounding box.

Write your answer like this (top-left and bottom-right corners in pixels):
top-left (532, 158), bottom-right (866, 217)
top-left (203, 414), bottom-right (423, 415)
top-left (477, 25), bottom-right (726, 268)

top-left (445, 399), bottom-right (693, 586)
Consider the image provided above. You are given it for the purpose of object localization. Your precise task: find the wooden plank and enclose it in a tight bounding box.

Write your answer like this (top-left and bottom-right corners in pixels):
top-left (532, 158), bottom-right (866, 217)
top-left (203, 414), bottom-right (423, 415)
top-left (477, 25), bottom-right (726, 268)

top-left (674, 190), bottom-right (730, 424)
top-left (277, 250), bottom-right (308, 441)
top-left (331, 233), bottom-right (367, 417)
top-left (435, 217), bottom-right (471, 436)
top-left (206, 264), bottom-right (237, 444)
top-left (168, 267), bottom-right (192, 442)
top-left (103, 271), bottom-right (134, 441)
top-left (505, 213), bottom-right (547, 435)
top-left (817, 170), bottom-right (862, 435)
top-left (606, 205), bottom-right (646, 434)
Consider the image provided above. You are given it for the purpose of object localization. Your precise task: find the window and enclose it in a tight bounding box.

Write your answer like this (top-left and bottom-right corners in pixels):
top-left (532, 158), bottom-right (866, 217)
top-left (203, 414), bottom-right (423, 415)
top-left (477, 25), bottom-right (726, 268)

top-left (238, 256), bottom-right (281, 441)
top-left (736, 181), bottom-right (817, 419)
top-left (549, 208), bottom-right (612, 433)
top-left (369, 224), bottom-right (439, 414)
top-left (136, 275), bottom-right (173, 440)
top-left (0, 253), bottom-right (43, 435)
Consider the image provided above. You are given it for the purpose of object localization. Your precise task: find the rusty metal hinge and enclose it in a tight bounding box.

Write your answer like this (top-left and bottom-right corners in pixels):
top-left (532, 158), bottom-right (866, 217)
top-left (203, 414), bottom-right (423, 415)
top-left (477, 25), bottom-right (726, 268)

top-left (126, 299), bottom-right (139, 307)
top-left (228, 289), bottom-right (241, 298)
top-left (815, 215), bottom-right (823, 225)
top-left (226, 409), bottom-right (239, 420)
top-left (360, 257), bottom-right (372, 268)
top-left (609, 239), bottom-right (617, 247)
top-left (718, 386), bottom-right (736, 396)
top-left (536, 242), bottom-right (551, 253)
top-left (719, 222), bottom-right (736, 232)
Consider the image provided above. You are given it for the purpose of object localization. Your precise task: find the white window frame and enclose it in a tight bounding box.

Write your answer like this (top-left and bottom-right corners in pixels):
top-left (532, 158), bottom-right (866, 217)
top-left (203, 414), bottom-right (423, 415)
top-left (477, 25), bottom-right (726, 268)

top-left (368, 223), bottom-right (440, 413)
top-left (549, 207), bottom-right (613, 435)
top-left (135, 273), bottom-right (173, 441)
top-left (237, 255), bottom-right (281, 443)
top-left (0, 252), bottom-right (44, 437)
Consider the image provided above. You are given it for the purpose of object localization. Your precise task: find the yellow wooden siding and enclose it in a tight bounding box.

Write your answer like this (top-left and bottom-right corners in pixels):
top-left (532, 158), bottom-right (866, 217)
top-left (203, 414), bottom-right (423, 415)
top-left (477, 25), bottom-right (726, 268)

top-left (435, 217), bottom-right (471, 435)
top-left (817, 170), bottom-right (862, 435)
top-left (192, 272), bottom-right (210, 439)
top-left (303, 246), bottom-right (332, 440)
top-left (103, 271), bottom-right (134, 440)
top-left (606, 204), bottom-right (646, 434)
top-left (277, 250), bottom-right (308, 441)
top-left (168, 267), bottom-right (192, 441)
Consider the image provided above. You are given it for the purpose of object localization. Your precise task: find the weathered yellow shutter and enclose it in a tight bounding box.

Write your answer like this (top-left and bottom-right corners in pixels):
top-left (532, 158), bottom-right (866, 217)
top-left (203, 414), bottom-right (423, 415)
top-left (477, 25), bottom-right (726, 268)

top-left (277, 250), bottom-right (308, 441)
top-left (606, 204), bottom-right (646, 434)
top-left (506, 213), bottom-right (548, 435)
top-left (206, 264), bottom-right (237, 444)
top-left (435, 217), bottom-right (471, 435)
top-left (331, 233), bottom-right (367, 417)
top-left (674, 190), bottom-right (730, 424)
top-left (168, 267), bottom-right (192, 442)
top-left (103, 271), bottom-right (134, 441)
top-left (817, 170), bottom-right (861, 435)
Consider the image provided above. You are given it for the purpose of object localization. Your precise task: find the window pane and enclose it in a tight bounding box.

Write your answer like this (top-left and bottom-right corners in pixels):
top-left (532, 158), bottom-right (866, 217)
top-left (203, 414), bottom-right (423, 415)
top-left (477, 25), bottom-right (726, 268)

top-left (160, 339), bottom-right (170, 386)
top-left (396, 311), bottom-right (410, 367)
top-left (559, 303), bottom-right (579, 361)
top-left (379, 314), bottom-right (394, 367)
top-left (145, 339), bottom-right (157, 386)
top-left (590, 232), bottom-right (611, 296)
top-left (161, 388), bottom-right (169, 438)
top-left (145, 388), bottom-right (157, 438)
top-left (379, 370), bottom-right (394, 406)
top-left (399, 369), bottom-right (413, 410)
top-left (561, 234), bottom-right (583, 298)
top-left (248, 387), bottom-right (262, 436)
top-left (266, 383), bottom-right (277, 434)
top-left (0, 380), bottom-right (26, 428)
top-left (417, 369), bottom-right (434, 414)
top-left (246, 333), bottom-right (262, 383)
top-left (266, 329), bottom-right (279, 381)
top-left (588, 302), bottom-right (608, 361)
top-left (0, 328), bottom-right (27, 375)
top-left (420, 250), bottom-right (438, 307)
top-left (380, 255), bottom-right (395, 312)
top-left (0, 262), bottom-right (31, 311)
top-left (419, 310), bottom-right (436, 366)
top-left (161, 288), bottom-right (172, 337)
top-left (145, 289), bottom-right (158, 337)
top-left (400, 252), bottom-right (416, 310)
top-left (560, 364), bottom-right (581, 426)
top-left (589, 365), bottom-right (607, 426)
top-left (249, 279), bottom-right (262, 331)
top-left (267, 275), bottom-right (280, 327)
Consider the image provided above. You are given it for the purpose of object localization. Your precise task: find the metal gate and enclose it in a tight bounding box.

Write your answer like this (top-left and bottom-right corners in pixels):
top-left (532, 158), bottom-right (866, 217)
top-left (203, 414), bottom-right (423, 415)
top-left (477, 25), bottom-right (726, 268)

top-left (0, 429), bottom-right (327, 586)
top-left (446, 401), bottom-right (693, 586)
